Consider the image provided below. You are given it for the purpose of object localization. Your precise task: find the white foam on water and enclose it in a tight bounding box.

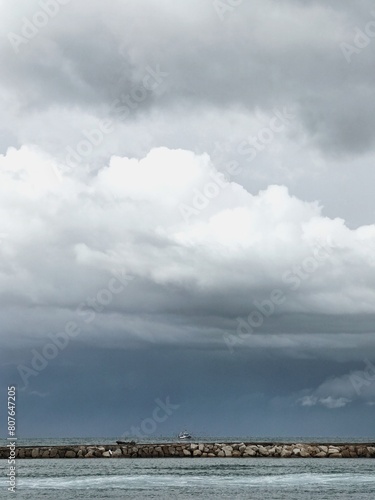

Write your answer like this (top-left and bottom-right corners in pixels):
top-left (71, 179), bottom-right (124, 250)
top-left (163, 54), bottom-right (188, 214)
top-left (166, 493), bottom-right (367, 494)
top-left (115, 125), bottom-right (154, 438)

top-left (9, 473), bottom-right (375, 490)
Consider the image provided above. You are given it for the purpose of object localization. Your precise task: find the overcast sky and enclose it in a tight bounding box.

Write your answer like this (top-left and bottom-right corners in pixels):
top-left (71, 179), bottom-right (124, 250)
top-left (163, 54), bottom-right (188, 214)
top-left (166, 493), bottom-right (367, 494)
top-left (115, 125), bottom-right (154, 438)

top-left (1, 0), bottom-right (375, 438)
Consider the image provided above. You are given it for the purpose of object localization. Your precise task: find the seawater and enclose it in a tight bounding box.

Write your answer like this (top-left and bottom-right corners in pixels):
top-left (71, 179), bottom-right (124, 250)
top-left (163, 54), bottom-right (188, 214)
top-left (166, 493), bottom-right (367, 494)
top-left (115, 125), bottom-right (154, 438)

top-left (1, 437), bottom-right (375, 499)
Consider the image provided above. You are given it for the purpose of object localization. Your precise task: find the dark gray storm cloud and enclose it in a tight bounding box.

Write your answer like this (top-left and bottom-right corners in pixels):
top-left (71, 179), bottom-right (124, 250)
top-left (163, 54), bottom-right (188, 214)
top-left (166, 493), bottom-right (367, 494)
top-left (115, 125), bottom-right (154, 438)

top-left (2, 0), bottom-right (375, 155)
top-left (0, 0), bottom-right (374, 437)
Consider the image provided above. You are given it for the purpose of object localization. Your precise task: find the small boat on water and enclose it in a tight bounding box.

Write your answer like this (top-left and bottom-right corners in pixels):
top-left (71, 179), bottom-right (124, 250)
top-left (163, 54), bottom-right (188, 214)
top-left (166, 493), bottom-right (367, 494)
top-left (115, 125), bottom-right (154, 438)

top-left (178, 431), bottom-right (192, 440)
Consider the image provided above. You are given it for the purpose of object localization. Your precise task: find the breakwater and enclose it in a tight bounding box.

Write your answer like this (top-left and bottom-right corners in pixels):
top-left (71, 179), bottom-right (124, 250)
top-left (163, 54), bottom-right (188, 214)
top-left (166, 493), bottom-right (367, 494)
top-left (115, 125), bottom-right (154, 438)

top-left (1, 442), bottom-right (375, 458)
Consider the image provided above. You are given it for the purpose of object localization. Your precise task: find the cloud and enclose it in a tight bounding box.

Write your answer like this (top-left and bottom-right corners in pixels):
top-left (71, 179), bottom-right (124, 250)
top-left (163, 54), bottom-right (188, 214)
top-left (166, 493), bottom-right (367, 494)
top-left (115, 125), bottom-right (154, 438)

top-left (319, 396), bottom-right (351, 408)
top-left (1, 0), bottom-right (375, 228)
top-left (1, 0), bottom-right (375, 436)
top-left (297, 360), bottom-right (375, 409)
top-left (299, 395), bottom-right (351, 409)
top-left (1, 145), bottom-right (375, 353)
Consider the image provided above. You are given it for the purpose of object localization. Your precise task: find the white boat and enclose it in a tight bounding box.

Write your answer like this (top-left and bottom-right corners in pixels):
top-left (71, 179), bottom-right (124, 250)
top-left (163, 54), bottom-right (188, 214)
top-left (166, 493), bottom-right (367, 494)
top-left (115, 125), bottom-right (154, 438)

top-left (178, 431), bottom-right (192, 440)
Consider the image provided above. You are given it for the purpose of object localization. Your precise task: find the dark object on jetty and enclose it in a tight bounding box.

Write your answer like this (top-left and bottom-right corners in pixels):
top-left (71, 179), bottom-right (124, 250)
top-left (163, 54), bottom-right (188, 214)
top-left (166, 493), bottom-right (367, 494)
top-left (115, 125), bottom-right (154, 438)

top-left (116, 440), bottom-right (136, 445)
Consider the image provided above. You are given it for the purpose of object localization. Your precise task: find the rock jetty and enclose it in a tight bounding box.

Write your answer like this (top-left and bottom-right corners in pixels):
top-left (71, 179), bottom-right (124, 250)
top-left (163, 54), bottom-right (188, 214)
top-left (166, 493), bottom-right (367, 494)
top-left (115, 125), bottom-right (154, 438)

top-left (1, 442), bottom-right (375, 459)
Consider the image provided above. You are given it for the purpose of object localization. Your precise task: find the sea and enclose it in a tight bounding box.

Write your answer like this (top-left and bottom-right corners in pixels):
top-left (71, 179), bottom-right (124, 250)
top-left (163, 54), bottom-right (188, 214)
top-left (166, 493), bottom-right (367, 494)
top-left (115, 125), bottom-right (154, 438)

top-left (1, 437), bottom-right (375, 499)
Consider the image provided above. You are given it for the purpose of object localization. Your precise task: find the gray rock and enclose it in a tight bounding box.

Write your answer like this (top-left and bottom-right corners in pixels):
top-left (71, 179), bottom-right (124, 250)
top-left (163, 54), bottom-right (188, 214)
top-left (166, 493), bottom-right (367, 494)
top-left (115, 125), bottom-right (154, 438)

top-left (223, 446), bottom-right (233, 457)
top-left (243, 451), bottom-right (256, 457)
top-left (300, 450), bottom-right (310, 458)
top-left (315, 451), bottom-right (327, 458)
top-left (280, 449), bottom-right (292, 458)
top-left (328, 447), bottom-right (341, 455)
top-left (258, 446), bottom-right (269, 456)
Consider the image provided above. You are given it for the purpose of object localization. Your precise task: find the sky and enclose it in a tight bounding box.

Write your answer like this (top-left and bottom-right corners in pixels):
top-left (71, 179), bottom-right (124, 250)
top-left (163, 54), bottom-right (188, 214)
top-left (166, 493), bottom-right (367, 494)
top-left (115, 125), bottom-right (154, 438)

top-left (0, 0), bottom-right (375, 438)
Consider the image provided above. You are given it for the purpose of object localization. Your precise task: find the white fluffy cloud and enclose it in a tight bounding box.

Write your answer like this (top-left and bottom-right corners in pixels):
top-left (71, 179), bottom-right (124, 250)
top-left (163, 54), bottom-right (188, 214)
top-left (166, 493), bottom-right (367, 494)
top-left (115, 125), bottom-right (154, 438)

top-left (298, 359), bottom-right (375, 408)
top-left (1, 145), bottom-right (375, 326)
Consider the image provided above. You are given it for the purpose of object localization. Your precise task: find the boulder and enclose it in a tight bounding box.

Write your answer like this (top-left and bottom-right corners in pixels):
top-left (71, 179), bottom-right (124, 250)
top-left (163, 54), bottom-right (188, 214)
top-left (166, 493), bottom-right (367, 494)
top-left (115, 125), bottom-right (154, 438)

top-left (328, 447), bottom-right (341, 455)
top-left (31, 448), bottom-right (39, 458)
top-left (300, 449), bottom-right (310, 458)
top-left (243, 448), bottom-right (256, 457)
top-left (223, 446), bottom-right (233, 457)
top-left (65, 450), bottom-right (76, 458)
top-left (193, 450), bottom-right (202, 456)
top-left (280, 449), bottom-right (292, 458)
top-left (258, 446), bottom-right (269, 457)
top-left (315, 451), bottom-right (327, 458)
top-left (183, 449), bottom-right (191, 456)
